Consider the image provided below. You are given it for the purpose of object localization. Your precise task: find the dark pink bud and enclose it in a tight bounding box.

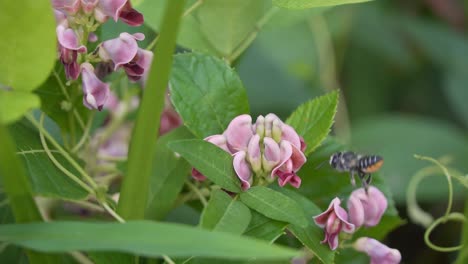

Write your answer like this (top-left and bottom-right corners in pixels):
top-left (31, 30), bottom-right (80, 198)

top-left (354, 237), bottom-right (401, 264)
top-left (313, 197), bottom-right (355, 250)
top-left (276, 171), bottom-right (301, 188)
top-left (191, 168), bottom-right (207, 181)
top-left (97, 0), bottom-right (143, 26)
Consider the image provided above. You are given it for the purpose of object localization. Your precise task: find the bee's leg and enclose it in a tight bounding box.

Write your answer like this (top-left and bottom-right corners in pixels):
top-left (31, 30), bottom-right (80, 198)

top-left (366, 174), bottom-right (373, 186)
top-left (360, 173), bottom-right (369, 194)
top-left (349, 171), bottom-right (356, 186)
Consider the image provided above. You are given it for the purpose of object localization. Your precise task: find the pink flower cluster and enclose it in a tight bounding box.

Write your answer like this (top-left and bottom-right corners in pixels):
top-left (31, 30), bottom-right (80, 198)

top-left (52, 0), bottom-right (152, 111)
top-left (193, 114), bottom-right (307, 190)
top-left (313, 186), bottom-right (399, 263)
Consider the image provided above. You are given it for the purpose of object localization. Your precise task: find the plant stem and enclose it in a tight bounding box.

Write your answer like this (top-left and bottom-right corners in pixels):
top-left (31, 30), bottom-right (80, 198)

top-left (185, 180), bottom-right (208, 207)
top-left (0, 123), bottom-right (60, 264)
top-left (227, 7), bottom-right (279, 63)
top-left (117, 0), bottom-right (186, 220)
top-left (102, 202), bottom-right (125, 223)
top-left (26, 113), bottom-right (98, 190)
top-left (37, 114), bottom-right (94, 194)
top-left (308, 14), bottom-right (351, 142)
top-left (72, 112), bottom-right (94, 153)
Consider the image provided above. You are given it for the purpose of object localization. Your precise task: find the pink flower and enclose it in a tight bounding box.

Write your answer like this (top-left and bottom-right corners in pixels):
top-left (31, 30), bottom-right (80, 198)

top-left (81, 63), bottom-right (110, 110)
top-left (96, 0), bottom-right (143, 26)
top-left (313, 197), bottom-right (355, 250)
top-left (354, 237), bottom-right (401, 264)
top-left (347, 186), bottom-right (388, 228)
top-left (52, 0), bottom-right (81, 15)
top-left (56, 24), bottom-right (87, 80)
top-left (159, 97), bottom-right (182, 135)
top-left (190, 114), bottom-right (306, 190)
top-left (99, 33), bottom-right (153, 81)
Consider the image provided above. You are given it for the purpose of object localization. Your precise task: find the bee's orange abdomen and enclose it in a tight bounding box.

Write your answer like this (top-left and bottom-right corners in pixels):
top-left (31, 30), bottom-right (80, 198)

top-left (362, 159), bottom-right (384, 173)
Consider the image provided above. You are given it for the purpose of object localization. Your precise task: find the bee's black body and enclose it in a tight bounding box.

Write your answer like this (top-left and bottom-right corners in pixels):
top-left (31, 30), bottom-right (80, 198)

top-left (329, 151), bottom-right (384, 192)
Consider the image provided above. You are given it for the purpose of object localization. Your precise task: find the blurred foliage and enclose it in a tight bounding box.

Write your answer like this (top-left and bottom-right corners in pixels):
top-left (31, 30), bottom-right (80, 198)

top-left (237, 0), bottom-right (468, 204)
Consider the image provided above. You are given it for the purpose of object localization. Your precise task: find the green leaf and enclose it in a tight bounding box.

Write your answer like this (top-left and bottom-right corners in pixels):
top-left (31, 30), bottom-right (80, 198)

top-left (117, 0), bottom-right (186, 220)
top-left (0, 1), bottom-right (56, 92)
top-left (286, 91), bottom-right (338, 154)
top-left (444, 72), bottom-right (468, 128)
top-left (146, 127), bottom-right (194, 220)
top-left (170, 52), bottom-right (250, 138)
top-left (140, 0), bottom-right (272, 59)
top-left (8, 119), bottom-right (88, 200)
top-left (243, 210), bottom-right (287, 242)
top-left (0, 221), bottom-right (300, 260)
top-left (240, 186), bottom-right (308, 228)
top-left (0, 124), bottom-right (60, 264)
top-left (0, 90), bottom-right (40, 124)
top-left (273, 0), bottom-right (373, 9)
top-left (168, 139), bottom-right (241, 192)
top-left (275, 188), bottom-right (335, 264)
top-left (200, 190), bottom-right (251, 234)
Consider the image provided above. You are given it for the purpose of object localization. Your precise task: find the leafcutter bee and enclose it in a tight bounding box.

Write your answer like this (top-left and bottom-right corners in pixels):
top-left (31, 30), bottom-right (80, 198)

top-left (329, 151), bottom-right (384, 192)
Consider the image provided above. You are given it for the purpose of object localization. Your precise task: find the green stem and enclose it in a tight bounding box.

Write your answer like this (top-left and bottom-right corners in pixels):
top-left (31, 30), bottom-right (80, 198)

top-left (414, 155), bottom-right (453, 217)
top-left (117, 0), bottom-right (186, 220)
top-left (424, 212), bottom-right (465, 252)
top-left (227, 6), bottom-right (279, 63)
top-left (406, 166), bottom-right (438, 227)
top-left (72, 112), bottom-right (94, 153)
top-left (185, 180), bottom-right (208, 207)
top-left (455, 195), bottom-right (468, 264)
top-left (308, 14), bottom-right (351, 142)
top-left (38, 114), bottom-right (94, 194)
top-left (26, 114), bottom-right (98, 190)
top-left (0, 123), bottom-right (60, 264)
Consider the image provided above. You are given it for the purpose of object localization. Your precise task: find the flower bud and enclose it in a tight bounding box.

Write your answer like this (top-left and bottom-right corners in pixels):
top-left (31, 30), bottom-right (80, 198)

top-left (354, 237), bottom-right (401, 264)
top-left (81, 63), bottom-right (110, 111)
top-left (347, 186), bottom-right (387, 227)
top-left (247, 134), bottom-right (262, 174)
top-left (262, 137), bottom-right (281, 173)
top-left (272, 119), bottom-right (282, 142)
top-left (254, 115), bottom-right (265, 138)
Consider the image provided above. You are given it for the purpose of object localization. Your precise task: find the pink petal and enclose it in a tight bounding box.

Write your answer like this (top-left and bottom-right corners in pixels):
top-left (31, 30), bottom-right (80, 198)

top-left (334, 203), bottom-right (355, 234)
top-left (328, 233), bottom-right (339, 250)
top-left (205, 134), bottom-right (230, 153)
top-left (56, 25), bottom-right (87, 52)
top-left (97, 0), bottom-right (127, 21)
top-left (347, 195), bottom-right (365, 227)
top-left (262, 137), bottom-right (281, 173)
top-left (313, 197), bottom-right (339, 227)
top-left (224, 114), bottom-right (254, 152)
top-left (100, 32), bottom-right (142, 70)
top-left (271, 140), bottom-right (292, 177)
top-left (81, 63), bottom-right (110, 111)
top-left (80, 0), bottom-right (98, 14)
top-left (191, 168), bottom-right (207, 181)
top-left (289, 144), bottom-right (307, 171)
top-left (64, 60), bottom-right (80, 80)
top-left (276, 171), bottom-right (301, 188)
top-left (233, 151), bottom-right (252, 190)
top-left (118, 1), bottom-right (144, 26)
top-left (52, 0), bottom-right (80, 15)
top-left (281, 124), bottom-right (302, 149)
top-left (247, 134), bottom-right (261, 173)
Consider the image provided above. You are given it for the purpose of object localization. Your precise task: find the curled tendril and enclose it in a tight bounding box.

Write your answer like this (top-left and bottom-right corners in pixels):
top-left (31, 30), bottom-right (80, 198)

top-left (407, 154), bottom-right (467, 253)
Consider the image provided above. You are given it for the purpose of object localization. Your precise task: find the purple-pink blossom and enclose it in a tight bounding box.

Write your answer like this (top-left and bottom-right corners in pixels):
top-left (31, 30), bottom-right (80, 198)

top-left (191, 114), bottom-right (307, 190)
top-left (354, 237), bottom-right (401, 264)
top-left (56, 24), bottom-right (87, 80)
top-left (99, 33), bottom-right (153, 81)
top-left (313, 197), bottom-right (355, 250)
top-left (347, 186), bottom-right (388, 228)
top-left (81, 63), bottom-right (110, 110)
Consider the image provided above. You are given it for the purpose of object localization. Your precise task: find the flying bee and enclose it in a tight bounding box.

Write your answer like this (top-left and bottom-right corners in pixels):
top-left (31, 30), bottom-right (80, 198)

top-left (329, 151), bottom-right (384, 192)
